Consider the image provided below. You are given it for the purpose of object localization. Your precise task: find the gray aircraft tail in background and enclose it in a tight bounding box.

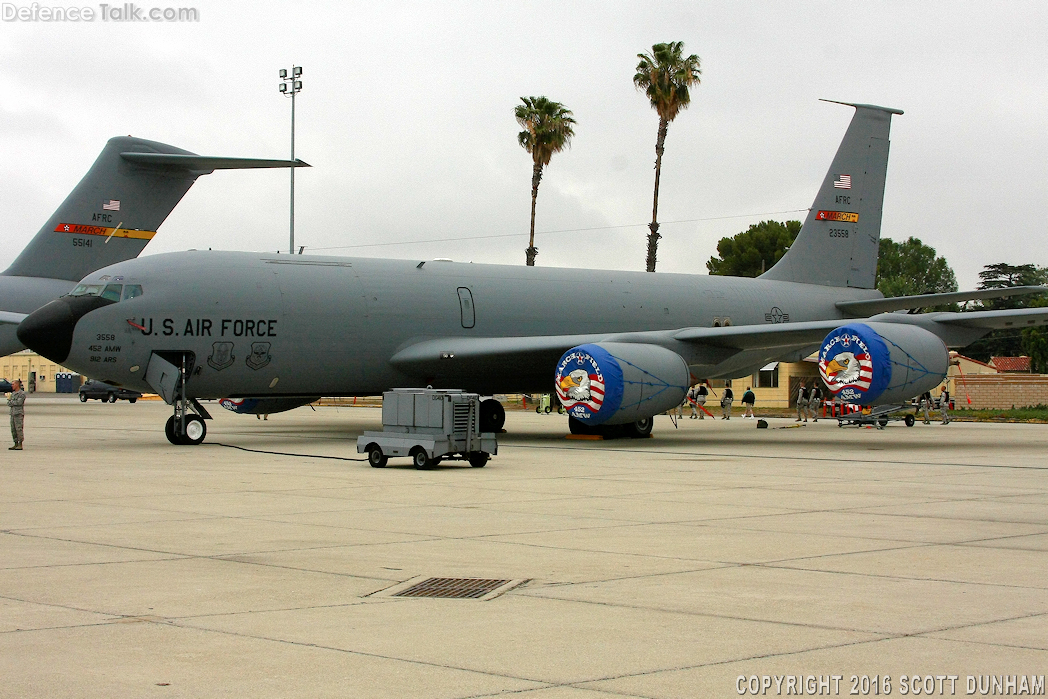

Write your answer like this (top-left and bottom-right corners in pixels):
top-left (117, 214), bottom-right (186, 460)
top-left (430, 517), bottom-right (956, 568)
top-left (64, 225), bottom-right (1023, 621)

top-left (0, 136), bottom-right (307, 356)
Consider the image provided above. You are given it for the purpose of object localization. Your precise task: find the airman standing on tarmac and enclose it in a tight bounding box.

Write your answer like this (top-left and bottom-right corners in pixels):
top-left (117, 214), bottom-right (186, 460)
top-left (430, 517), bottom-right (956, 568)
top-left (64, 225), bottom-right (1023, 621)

top-left (8, 379), bottom-right (25, 450)
top-left (807, 384), bottom-right (822, 422)
top-left (796, 382), bottom-right (808, 422)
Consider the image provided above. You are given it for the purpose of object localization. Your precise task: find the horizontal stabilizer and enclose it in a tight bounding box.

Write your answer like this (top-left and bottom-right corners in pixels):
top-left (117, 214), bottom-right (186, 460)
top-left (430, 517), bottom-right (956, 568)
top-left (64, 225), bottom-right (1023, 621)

top-left (120, 153), bottom-right (310, 173)
top-left (0, 311), bottom-right (28, 325)
top-left (837, 286), bottom-right (1048, 315)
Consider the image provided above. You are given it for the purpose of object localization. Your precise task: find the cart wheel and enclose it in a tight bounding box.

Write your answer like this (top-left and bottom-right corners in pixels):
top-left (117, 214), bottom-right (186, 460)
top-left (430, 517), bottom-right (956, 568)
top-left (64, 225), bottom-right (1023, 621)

top-left (624, 416), bottom-right (654, 438)
top-left (367, 444), bottom-right (387, 468)
top-left (904, 414), bottom-right (915, 427)
top-left (411, 447), bottom-right (433, 470)
top-left (535, 407), bottom-right (541, 414)
top-left (79, 393), bottom-right (87, 402)
top-left (544, 406), bottom-right (551, 414)
top-left (558, 406), bottom-right (564, 415)
top-left (468, 452), bottom-right (489, 468)
top-left (878, 417), bottom-right (889, 428)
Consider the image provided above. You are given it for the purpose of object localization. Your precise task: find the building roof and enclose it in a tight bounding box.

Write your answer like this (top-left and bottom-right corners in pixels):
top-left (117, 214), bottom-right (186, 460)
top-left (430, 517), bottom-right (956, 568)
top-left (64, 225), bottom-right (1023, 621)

top-left (950, 353), bottom-right (992, 369)
top-left (990, 356), bottom-right (1032, 373)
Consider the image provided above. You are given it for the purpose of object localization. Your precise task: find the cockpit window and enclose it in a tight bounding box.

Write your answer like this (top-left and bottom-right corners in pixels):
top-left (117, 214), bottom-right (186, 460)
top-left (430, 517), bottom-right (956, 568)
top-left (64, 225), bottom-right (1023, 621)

top-left (69, 284), bottom-right (104, 297)
top-left (68, 283), bottom-right (143, 302)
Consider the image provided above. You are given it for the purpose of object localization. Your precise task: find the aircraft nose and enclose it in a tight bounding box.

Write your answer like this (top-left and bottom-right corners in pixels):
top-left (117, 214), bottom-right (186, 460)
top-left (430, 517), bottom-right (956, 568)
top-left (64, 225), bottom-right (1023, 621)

top-left (17, 296), bottom-right (115, 364)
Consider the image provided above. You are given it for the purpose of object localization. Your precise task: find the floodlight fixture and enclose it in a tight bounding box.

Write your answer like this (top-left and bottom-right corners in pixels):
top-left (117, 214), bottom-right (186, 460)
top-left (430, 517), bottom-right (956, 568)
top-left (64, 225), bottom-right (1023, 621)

top-left (278, 65), bottom-right (304, 255)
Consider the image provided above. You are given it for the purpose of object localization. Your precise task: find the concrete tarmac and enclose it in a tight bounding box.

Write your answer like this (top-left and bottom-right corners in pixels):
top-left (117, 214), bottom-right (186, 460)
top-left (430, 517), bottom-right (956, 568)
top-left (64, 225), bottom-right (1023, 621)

top-left (1, 396), bottom-right (1046, 697)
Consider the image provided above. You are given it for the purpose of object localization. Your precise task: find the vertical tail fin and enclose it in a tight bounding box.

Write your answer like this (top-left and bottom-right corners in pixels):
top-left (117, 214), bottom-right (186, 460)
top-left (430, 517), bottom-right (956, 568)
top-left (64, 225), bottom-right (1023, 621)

top-left (3, 136), bottom-right (307, 282)
top-left (760, 101), bottom-right (902, 289)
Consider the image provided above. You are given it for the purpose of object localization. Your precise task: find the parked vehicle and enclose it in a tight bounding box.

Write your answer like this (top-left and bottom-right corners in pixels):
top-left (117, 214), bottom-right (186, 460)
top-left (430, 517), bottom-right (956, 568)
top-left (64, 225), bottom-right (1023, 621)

top-left (0, 378), bottom-right (12, 393)
top-left (79, 380), bottom-right (142, 404)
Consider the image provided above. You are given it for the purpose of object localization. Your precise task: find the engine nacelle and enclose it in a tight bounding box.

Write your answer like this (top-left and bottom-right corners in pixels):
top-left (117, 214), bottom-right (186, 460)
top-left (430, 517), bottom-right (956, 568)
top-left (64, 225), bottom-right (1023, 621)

top-left (555, 342), bottom-right (689, 425)
top-left (218, 396), bottom-right (320, 415)
top-left (818, 322), bottom-right (949, 406)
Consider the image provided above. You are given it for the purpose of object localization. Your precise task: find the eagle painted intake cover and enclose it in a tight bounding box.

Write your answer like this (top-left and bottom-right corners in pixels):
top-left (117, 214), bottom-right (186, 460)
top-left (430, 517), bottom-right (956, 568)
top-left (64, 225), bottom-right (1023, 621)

top-left (818, 322), bottom-right (948, 406)
top-left (555, 342), bottom-right (689, 426)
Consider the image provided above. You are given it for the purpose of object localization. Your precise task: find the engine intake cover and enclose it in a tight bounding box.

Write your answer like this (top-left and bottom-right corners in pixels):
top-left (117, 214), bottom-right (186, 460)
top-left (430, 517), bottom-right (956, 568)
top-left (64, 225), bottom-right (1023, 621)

top-left (555, 342), bottom-right (689, 425)
top-left (818, 322), bottom-right (948, 405)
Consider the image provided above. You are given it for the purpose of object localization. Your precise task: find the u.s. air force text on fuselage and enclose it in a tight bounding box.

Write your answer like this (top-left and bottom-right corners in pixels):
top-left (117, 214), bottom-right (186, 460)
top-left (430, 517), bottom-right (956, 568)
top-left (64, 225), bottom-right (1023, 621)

top-left (129, 318), bottom-right (279, 339)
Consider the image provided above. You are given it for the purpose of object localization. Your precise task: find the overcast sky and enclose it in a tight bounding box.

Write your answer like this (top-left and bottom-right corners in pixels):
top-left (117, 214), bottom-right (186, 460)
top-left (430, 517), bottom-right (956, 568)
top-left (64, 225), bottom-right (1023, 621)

top-left (2, 1), bottom-right (1046, 289)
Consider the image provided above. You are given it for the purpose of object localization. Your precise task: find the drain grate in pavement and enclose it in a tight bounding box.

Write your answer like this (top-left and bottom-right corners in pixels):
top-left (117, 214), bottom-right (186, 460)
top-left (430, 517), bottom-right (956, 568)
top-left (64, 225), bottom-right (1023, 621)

top-left (393, 577), bottom-right (513, 599)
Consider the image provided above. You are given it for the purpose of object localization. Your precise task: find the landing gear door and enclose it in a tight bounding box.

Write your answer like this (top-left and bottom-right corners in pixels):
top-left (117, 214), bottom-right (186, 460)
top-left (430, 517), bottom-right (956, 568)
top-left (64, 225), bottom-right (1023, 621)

top-left (145, 353), bottom-right (181, 405)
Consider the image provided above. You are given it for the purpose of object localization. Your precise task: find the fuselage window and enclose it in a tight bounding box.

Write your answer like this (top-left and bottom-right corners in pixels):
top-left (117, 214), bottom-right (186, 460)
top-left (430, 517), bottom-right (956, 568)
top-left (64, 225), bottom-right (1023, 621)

top-left (101, 284), bottom-right (123, 302)
top-left (122, 285), bottom-right (143, 301)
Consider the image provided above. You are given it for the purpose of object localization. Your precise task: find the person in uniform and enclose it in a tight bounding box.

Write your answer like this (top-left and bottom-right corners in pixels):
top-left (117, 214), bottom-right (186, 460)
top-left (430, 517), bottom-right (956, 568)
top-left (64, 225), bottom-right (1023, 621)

top-left (807, 384), bottom-right (822, 422)
top-left (695, 381), bottom-right (708, 419)
top-left (939, 386), bottom-right (950, 425)
top-left (8, 379), bottom-right (25, 450)
top-left (920, 391), bottom-right (933, 424)
top-left (684, 383), bottom-right (698, 419)
top-left (721, 381), bottom-right (734, 420)
top-left (796, 383), bottom-right (808, 422)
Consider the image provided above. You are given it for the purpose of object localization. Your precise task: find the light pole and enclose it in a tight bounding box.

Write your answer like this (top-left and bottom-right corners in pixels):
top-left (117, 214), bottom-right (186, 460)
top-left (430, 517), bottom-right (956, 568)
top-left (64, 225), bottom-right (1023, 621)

top-left (278, 66), bottom-right (303, 255)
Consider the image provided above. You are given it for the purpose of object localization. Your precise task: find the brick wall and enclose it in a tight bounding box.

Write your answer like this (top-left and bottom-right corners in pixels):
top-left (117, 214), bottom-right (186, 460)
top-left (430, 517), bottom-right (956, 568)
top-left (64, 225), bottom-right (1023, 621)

top-left (953, 375), bottom-right (1048, 409)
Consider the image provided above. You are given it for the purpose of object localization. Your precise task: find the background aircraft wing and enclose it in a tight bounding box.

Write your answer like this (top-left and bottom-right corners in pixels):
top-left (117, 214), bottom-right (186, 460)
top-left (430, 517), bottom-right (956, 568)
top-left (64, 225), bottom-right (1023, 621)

top-left (930, 307), bottom-right (1048, 330)
top-left (0, 311), bottom-right (28, 326)
top-left (836, 286), bottom-right (1047, 315)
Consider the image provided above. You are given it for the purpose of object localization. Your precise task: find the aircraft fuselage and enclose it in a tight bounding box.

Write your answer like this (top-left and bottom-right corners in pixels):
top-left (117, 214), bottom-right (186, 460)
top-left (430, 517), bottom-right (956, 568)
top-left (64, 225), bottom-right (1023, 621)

top-left (42, 251), bottom-right (880, 397)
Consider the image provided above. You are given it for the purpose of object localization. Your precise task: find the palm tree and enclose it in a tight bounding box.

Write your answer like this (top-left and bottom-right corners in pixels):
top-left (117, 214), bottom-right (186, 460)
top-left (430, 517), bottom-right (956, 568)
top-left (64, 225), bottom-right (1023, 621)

top-left (515, 96), bottom-right (576, 266)
top-left (634, 42), bottom-right (701, 272)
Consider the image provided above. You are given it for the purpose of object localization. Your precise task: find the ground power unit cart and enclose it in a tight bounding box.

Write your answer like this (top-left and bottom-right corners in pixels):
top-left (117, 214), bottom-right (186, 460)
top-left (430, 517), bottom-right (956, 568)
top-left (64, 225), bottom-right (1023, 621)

top-left (357, 389), bottom-right (498, 469)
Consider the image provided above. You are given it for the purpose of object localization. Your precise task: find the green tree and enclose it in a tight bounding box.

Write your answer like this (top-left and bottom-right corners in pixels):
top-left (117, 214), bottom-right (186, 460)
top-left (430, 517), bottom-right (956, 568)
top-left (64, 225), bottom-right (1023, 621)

top-left (963, 263), bottom-right (1048, 362)
top-left (976, 263), bottom-right (1048, 310)
top-left (515, 96), bottom-right (576, 267)
top-left (706, 220), bottom-right (800, 277)
top-left (874, 237), bottom-right (958, 300)
top-left (634, 41), bottom-right (701, 273)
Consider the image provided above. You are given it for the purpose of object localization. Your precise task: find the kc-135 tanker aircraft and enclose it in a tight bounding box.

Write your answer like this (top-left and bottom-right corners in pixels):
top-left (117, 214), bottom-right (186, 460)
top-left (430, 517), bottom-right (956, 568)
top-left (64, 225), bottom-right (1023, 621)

top-left (12, 101), bottom-right (1048, 445)
top-left (0, 136), bottom-right (306, 356)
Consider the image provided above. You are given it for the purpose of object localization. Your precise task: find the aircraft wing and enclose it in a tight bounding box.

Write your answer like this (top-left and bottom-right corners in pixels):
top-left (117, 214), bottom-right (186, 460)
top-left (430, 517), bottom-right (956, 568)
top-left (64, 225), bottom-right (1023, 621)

top-left (389, 320), bottom-right (847, 374)
top-left (930, 307), bottom-right (1048, 330)
top-left (0, 311), bottom-right (28, 326)
top-left (836, 286), bottom-right (1047, 315)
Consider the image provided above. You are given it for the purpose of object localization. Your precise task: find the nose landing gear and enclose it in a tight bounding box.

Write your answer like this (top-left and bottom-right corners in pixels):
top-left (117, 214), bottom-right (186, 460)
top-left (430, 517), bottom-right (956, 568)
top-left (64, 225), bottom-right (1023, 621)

top-left (152, 352), bottom-right (211, 446)
top-left (166, 413), bottom-right (207, 445)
